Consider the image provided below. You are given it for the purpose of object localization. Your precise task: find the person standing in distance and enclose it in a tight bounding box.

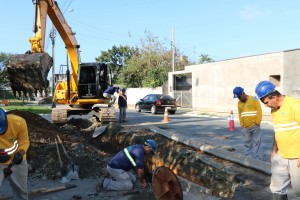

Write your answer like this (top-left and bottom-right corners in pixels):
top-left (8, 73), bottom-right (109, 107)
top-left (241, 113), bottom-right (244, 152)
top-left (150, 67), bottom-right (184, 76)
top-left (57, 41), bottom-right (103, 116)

top-left (118, 88), bottom-right (127, 123)
top-left (233, 86), bottom-right (263, 160)
top-left (256, 80), bottom-right (300, 200)
top-left (0, 108), bottom-right (30, 200)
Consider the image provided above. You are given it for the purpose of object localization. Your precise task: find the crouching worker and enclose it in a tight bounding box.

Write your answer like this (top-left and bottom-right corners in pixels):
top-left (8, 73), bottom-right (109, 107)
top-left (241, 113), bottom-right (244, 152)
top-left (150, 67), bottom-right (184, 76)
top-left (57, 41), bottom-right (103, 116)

top-left (96, 139), bottom-right (157, 191)
top-left (103, 85), bottom-right (120, 107)
top-left (0, 108), bottom-right (30, 200)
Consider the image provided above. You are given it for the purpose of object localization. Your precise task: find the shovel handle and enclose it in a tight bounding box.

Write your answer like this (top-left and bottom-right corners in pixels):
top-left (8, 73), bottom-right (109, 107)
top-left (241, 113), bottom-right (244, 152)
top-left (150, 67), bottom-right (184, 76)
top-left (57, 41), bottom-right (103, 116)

top-left (55, 138), bottom-right (63, 168)
top-left (57, 135), bottom-right (71, 162)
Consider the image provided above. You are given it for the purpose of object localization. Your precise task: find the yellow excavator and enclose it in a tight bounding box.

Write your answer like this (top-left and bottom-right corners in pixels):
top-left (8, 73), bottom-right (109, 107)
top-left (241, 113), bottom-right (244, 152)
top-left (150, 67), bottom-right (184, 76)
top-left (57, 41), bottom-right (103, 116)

top-left (7, 0), bottom-right (115, 123)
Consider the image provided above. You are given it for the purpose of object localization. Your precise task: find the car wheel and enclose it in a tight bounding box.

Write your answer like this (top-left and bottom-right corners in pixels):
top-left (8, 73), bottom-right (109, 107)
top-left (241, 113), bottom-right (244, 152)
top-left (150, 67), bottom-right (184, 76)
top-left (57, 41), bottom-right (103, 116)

top-left (151, 105), bottom-right (157, 114)
top-left (135, 104), bottom-right (141, 112)
top-left (169, 110), bottom-right (176, 115)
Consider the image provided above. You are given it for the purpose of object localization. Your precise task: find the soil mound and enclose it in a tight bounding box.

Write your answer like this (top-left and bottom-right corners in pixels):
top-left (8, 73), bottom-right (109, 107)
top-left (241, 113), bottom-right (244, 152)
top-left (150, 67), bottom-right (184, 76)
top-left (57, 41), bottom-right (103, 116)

top-left (8, 110), bottom-right (111, 180)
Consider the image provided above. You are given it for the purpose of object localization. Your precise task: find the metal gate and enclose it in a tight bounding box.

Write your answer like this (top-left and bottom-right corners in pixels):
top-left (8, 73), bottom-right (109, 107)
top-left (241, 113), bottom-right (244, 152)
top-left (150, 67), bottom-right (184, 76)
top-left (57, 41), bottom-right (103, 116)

top-left (173, 90), bottom-right (192, 108)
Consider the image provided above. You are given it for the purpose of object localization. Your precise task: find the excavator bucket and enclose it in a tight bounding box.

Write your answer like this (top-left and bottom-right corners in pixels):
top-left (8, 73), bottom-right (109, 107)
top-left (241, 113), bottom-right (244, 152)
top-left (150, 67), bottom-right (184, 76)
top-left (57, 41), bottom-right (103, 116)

top-left (7, 53), bottom-right (52, 98)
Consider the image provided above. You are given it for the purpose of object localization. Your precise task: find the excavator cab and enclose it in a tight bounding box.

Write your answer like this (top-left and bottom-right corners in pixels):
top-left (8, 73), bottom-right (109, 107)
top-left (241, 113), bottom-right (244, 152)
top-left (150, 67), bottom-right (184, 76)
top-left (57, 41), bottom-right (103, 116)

top-left (78, 62), bottom-right (110, 99)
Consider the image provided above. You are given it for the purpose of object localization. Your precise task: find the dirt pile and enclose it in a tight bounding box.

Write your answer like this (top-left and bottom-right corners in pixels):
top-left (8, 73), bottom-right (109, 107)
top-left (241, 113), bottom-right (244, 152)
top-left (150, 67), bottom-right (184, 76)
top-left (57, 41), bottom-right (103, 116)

top-left (3, 110), bottom-right (158, 200)
top-left (8, 110), bottom-right (112, 180)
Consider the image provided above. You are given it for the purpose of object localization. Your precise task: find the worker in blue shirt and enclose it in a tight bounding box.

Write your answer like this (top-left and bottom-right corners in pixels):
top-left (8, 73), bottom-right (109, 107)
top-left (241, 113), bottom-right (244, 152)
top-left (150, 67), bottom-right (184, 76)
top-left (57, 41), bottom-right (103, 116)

top-left (96, 139), bottom-right (157, 191)
top-left (118, 88), bottom-right (127, 123)
top-left (103, 85), bottom-right (119, 107)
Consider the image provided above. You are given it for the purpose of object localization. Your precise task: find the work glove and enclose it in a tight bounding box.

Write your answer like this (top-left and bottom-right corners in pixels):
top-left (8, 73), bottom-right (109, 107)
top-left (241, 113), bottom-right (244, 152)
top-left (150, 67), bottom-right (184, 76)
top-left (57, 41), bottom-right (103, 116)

top-left (12, 152), bottom-right (23, 165)
top-left (3, 166), bottom-right (12, 177)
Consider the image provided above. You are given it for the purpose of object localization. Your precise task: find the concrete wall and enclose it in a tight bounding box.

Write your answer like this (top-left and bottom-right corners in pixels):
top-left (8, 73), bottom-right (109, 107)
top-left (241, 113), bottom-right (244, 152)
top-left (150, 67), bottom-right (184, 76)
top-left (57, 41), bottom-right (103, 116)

top-left (125, 87), bottom-right (163, 106)
top-left (282, 49), bottom-right (300, 98)
top-left (168, 50), bottom-right (294, 115)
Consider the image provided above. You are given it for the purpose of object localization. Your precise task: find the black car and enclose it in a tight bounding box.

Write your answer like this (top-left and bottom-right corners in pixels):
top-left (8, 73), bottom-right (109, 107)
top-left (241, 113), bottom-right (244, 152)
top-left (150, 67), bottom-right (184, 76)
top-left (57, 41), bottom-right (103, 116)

top-left (135, 94), bottom-right (177, 114)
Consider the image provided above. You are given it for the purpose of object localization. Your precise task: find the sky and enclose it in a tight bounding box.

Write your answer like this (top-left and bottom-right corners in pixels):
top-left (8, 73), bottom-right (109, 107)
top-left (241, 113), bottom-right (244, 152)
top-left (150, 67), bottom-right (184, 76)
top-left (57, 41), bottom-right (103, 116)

top-left (1, 0), bottom-right (300, 73)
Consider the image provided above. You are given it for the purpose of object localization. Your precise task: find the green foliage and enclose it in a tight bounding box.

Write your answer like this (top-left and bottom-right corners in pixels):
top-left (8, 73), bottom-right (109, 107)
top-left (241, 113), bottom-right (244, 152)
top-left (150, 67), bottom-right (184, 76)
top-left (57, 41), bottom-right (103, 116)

top-left (0, 90), bottom-right (14, 99)
top-left (118, 31), bottom-right (173, 88)
top-left (0, 52), bottom-right (10, 90)
top-left (0, 99), bottom-right (51, 114)
top-left (4, 105), bottom-right (51, 114)
top-left (96, 30), bottom-right (195, 88)
top-left (96, 45), bottom-right (138, 83)
top-left (199, 54), bottom-right (214, 64)
top-left (142, 67), bottom-right (168, 87)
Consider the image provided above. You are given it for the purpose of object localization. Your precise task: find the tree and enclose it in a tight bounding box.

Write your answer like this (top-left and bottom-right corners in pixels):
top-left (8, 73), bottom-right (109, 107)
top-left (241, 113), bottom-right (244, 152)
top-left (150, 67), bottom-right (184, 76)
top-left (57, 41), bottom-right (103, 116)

top-left (95, 45), bottom-right (138, 83)
top-left (199, 54), bottom-right (214, 64)
top-left (0, 52), bottom-right (10, 90)
top-left (118, 31), bottom-right (169, 87)
top-left (98, 31), bottom-right (193, 88)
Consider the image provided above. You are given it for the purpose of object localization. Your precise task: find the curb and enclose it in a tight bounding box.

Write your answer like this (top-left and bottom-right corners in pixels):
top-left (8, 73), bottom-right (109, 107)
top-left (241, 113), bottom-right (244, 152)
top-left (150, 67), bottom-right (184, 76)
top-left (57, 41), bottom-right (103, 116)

top-left (149, 126), bottom-right (271, 176)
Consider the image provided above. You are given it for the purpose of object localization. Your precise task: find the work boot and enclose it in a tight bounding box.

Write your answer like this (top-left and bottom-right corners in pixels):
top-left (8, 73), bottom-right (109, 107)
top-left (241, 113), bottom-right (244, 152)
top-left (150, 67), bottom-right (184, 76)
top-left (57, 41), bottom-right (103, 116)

top-left (273, 193), bottom-right (288, 200)
top-left (96, 177), bottom-right (106, 192)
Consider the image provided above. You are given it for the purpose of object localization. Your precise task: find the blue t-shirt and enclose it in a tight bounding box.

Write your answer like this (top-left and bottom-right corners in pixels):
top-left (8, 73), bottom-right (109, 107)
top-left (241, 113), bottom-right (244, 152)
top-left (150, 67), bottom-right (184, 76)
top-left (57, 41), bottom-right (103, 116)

top-left (104, 86), bottom-right (119, 95)
top-left (108, 144), bottom-right (145, 171)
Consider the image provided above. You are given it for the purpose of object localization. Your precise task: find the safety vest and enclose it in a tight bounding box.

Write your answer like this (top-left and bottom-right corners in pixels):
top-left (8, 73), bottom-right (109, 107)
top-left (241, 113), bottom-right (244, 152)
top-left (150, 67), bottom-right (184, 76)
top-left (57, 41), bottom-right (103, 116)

top-left (274, 122), bottom-right (300, 132)
top-left (3, 140), bottom-right (18, 155)
top-left (124, 147), bottom-right (136, 167)
top-left (241, 111), bottom-right (257, 117)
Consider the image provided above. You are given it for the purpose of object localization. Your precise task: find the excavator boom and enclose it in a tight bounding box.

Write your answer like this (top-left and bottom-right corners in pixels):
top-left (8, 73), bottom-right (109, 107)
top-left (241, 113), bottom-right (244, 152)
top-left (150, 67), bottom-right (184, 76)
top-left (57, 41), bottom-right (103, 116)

top-left (7, 0), bottom-right (115, 124)
top-left (7, 0), bottom-right (79, 97)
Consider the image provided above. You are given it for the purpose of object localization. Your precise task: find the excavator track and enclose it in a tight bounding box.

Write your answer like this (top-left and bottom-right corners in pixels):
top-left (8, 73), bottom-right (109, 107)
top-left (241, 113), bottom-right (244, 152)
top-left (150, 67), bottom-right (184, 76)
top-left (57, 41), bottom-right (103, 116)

top-left (89, 106), bottom-right (116, 123)
top-left (7, 53), bottom-right (52, 97)
top-left (52, 106), bottom-right (115, 124)
top-left (52, 108), bottom-right (68, 124)
top-left (99, 107), bottom-right (116, 123)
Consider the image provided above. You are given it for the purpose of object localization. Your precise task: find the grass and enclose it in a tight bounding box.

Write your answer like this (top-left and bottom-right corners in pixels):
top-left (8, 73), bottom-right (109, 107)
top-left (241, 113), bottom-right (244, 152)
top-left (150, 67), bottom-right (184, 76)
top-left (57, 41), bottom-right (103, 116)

top-left (1, 99), bottom-right (51, 114)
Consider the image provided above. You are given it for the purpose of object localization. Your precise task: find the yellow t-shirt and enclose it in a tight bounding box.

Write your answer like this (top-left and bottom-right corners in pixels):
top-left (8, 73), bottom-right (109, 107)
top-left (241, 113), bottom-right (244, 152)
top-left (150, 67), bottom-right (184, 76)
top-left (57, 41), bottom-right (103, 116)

top-left (0, 114), bottom-right (29, 165)
top-left (272, 96), bottom-right (300, 158)
top-left (238, 95), bottom-right (262, 128)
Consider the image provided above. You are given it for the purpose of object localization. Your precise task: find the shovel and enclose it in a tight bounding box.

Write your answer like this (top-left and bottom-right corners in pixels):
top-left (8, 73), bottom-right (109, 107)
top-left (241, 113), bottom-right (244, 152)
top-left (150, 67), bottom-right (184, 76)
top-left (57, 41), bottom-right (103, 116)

top-left (92, 124), bottom-right (108, 138)
top-left (56, 135), bottom-right (80, 180)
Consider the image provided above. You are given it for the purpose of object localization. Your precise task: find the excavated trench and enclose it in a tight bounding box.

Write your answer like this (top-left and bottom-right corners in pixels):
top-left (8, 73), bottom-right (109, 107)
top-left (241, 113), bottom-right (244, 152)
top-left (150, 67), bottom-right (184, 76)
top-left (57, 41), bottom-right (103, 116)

top-left (98, 123), bottom-right (272, 200)
top-left (6, 110), bottom-right (271, 199)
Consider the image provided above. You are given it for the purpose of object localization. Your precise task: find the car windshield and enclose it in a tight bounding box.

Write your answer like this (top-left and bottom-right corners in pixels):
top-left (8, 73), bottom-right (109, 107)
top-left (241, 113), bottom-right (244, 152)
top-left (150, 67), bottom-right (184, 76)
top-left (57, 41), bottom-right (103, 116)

top-left (158, 95), bottom-right (173, 100)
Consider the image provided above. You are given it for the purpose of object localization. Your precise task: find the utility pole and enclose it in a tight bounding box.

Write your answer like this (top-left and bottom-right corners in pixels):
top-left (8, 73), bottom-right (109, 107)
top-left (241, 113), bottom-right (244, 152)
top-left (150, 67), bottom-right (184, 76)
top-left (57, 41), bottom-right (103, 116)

top-left (50, 24), bottom-right (56, 108)
top-left (172, 26), bottom-right (175, 72)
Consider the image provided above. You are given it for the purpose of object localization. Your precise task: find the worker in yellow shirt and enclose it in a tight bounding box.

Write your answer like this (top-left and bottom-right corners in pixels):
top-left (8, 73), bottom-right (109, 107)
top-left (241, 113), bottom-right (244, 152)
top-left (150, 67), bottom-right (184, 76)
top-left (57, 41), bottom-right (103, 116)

top-left (256, 80), bottom-right (300, 200)
top-left (233, 86), bottom-right (263, 160)
top-left (0, 108), bottom-right (30, 200)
